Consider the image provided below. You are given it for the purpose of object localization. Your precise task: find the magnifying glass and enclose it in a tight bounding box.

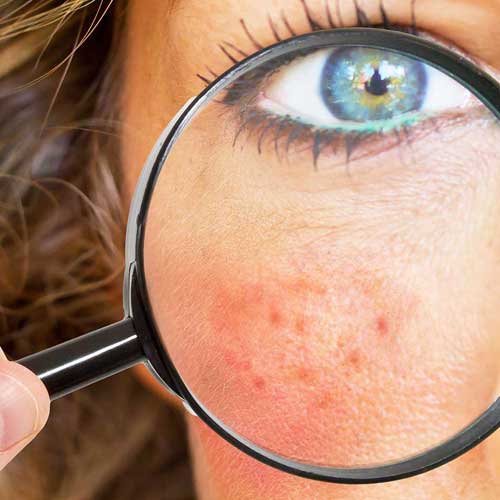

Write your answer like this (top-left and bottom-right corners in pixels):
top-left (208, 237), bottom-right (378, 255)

top-left (16, 28), bottom-right (500, 484)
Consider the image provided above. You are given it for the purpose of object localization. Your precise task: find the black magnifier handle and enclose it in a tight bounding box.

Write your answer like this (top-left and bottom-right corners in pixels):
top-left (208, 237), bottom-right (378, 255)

top-left (16, 318), bottom-right (144, 401)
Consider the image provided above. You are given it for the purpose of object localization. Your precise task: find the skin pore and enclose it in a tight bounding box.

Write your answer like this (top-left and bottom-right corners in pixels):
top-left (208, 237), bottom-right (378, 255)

top-left (122, 1), bottom-right (500, 499)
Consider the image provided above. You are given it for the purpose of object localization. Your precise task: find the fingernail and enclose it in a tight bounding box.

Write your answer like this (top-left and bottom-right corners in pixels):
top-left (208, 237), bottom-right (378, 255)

top-left (0, 373), bottom-right (39, 451)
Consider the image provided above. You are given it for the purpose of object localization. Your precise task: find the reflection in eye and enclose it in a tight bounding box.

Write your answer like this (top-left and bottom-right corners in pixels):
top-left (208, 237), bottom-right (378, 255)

top-left (221, 44), bottom-right (480, 167)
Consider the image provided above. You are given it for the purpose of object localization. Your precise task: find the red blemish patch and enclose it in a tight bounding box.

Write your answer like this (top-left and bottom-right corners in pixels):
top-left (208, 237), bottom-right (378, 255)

top-left (198, 259), bottom-right (420, 463)
top-left (317, 392), bottom-right (334, 410)
top-left (346, 348), bottom-right (361, 368)
top-left (268, 305), bottom-right (283, 327)
top-left (295, 365), bottom-right (316, 384)
top-left (155, 242), bottom-right (421, 467)
top-left (376, 316), bottom-right (389, 337)
top-left (253, 376), bottom-right (266, 391)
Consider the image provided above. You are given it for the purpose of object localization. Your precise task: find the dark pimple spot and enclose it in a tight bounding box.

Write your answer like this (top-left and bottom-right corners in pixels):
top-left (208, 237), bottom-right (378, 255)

top-left (269, 306), bottom-right (283, 327)
top-left (347, 349), bottom-right (360, 367)
top-left (317, 393), bottom-right (333, 410)
top-left (295, 316), bottom-right (306, 334)
top-left (376, 316), bottom-right (389, 336)
top-left (296, 366), bottom-right (316, 384)
top-left (253, 376), bottom-right (266, 390)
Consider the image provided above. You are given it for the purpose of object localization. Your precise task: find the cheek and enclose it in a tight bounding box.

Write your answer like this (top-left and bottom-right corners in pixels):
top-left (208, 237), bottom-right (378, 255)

top-left (143, 140), bottom-right (500, 467)
top-left (150, 238), bottom-right (462, 466)
top-left (204, 260), bottom-right (417, 463)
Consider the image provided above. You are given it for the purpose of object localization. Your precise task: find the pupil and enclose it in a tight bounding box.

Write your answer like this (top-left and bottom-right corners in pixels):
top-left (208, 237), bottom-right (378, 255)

top-left (365, 68), bottom-right (389, 96)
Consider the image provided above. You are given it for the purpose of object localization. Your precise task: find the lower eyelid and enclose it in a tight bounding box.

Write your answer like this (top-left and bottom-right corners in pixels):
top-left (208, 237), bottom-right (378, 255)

top-left (226, 103), bottom-right (490, 170)
top-left (217, 34), bottom-right (497, 169)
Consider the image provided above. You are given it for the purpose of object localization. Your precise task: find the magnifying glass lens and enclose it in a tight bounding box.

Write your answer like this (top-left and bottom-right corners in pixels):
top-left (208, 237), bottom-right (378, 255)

top-left (143, 40), bottom-right (500, 469)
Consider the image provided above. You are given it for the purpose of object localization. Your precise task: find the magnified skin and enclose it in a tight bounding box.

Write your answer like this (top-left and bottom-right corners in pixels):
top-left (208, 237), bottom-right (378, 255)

top-left (143, 108), bottom-right (500, 469)
top-left (122, 0), bottom-right (500, 499)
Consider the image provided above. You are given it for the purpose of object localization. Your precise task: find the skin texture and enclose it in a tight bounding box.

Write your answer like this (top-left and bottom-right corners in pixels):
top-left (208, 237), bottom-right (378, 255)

top-left (122, 0), bottom-right (500, 498)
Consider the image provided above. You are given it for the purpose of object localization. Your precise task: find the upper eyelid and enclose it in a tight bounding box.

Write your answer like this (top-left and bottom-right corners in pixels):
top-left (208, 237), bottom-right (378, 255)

top-left (197, 2), bottom-right (415, 86)
top-left (197, 0), bottom-right (500, 87)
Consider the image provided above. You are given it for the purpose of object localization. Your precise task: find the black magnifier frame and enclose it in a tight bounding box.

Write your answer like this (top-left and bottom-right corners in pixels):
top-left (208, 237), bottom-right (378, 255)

top-left (17, 28), bottom-right (500, 484)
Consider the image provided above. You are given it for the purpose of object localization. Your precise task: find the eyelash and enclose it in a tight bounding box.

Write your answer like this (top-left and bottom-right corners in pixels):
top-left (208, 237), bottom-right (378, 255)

top-left (196, 0), bottom-right (419, 86)
top-left (195, 0), bottom-right (466, 170)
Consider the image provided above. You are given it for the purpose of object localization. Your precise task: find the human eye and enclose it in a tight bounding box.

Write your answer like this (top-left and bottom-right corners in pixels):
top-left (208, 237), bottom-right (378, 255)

top-left (218, 39), bottom-right (488, 169)
top-left (258, 47), bottom-right (469, 133)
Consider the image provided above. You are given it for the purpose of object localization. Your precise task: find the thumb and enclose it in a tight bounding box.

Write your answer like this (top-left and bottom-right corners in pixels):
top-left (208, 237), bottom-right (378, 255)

top-left (0, 355), bottom-right (50, 470)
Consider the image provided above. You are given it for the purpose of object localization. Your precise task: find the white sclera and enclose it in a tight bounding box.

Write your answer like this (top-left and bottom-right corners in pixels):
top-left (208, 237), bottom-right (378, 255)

top-left (258, 47), bottom-right (471, 127)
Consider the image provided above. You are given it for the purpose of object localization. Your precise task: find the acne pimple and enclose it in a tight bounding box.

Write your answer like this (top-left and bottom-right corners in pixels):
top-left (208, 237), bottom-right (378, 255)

top-left (295, 316), bottom-right (306, 334)
top-left (253, 376), bottom-right (266, 391)
top-left (191, 252), bottom-right (420, 465)
top-left (295, 366), bottom-right (315, 383)
top-left (376, 316), bottom-right (389, 336)
top-left (317, 393), bottom-right (334, 410)
top-left (346, 348), bottom-right (361, 367)
top-left (268, 305), bottom-right (283, 327)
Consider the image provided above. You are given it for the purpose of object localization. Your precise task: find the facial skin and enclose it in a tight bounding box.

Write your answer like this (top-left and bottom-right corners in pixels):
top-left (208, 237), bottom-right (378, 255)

top-left (122, 1), bottom-right (500, 499)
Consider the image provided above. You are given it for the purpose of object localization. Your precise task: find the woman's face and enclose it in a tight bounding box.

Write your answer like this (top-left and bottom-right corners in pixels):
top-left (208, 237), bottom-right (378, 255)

top-left (122, 1), bottom-right (500, 498)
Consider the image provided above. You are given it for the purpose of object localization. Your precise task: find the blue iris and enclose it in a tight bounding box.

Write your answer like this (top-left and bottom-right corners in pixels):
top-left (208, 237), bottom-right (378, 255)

top-left (320, 47), bottom-right (428, 123)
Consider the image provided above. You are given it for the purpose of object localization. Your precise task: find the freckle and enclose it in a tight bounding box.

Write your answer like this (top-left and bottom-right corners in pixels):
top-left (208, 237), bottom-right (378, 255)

top-left (376, 316), bottom-right (389, 336)
top-left (317, 393), bottom-right (333, 410)
top-left (337, 336), bottom-right (347, 349)
top-left (253, 376), bottom-right (266, 390)
top-left (347, 349), bottom-right (360, 367)
top-left (269, 306), bottom-right (283, 327)
top-left (296, 366), bottom-right (315, 383)
top-left (295, 316), bottom-right (305, 334)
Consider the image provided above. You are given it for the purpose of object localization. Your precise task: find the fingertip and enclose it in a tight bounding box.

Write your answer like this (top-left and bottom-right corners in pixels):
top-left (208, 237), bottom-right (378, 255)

top-left (1, 361), bottom-right (50, 430)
